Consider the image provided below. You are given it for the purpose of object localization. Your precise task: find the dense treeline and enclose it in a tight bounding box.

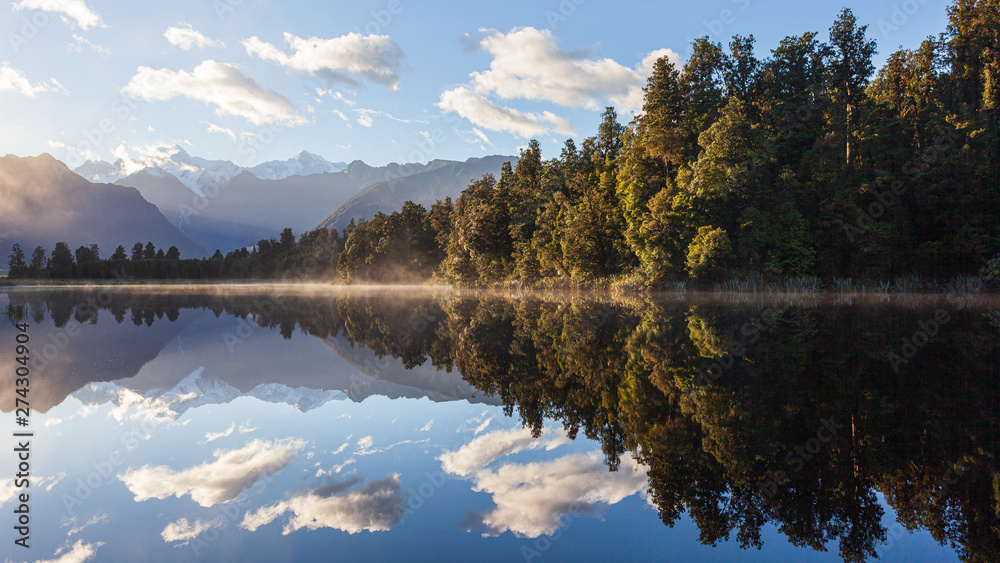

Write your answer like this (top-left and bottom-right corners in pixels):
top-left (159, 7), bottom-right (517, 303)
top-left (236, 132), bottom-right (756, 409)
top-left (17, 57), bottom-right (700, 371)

top-left (4, 227), bottom-right (344, 281)
top-left (339, 2), bottom-right (999, 286)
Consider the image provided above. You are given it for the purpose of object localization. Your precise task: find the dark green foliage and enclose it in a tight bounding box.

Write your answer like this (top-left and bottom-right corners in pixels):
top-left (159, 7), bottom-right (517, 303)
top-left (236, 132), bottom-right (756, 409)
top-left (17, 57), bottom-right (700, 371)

top-left (48, 242), bottom-right (74, 279)
top-left (7, 244), bottom-right (27, 278)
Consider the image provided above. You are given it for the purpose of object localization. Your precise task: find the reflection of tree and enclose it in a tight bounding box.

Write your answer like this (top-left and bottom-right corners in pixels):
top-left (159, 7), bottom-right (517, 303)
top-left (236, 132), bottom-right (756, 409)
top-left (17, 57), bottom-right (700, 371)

top-left (7, 290), bottom-right (998, 561)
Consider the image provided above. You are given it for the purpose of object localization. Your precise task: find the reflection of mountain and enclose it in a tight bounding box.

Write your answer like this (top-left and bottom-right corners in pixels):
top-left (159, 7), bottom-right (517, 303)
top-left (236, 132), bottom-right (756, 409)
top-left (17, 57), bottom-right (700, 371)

top-left (0, 289), bottom-right (499, 414)
top-left (74, 369), bottom-right (350, 418)
top-left (0, 300), bottom-right (199, 412)
top-left (325, 334), bottom-right (497, 404)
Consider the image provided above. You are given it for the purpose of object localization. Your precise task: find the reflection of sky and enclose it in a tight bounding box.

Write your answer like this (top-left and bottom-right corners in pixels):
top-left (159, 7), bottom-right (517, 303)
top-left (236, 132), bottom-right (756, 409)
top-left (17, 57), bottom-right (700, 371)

top-left (0, 302), bottom-right (961, 562)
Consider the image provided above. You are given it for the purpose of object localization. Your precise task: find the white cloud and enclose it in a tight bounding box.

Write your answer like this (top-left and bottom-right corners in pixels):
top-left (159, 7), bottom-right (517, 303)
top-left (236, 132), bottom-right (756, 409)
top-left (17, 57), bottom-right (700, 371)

top-left (438, 86), bottom-right (574, 138)
top-left (438, 27), bottom-right (681, 137)
top-left (203, 122), bottom-right (237, 143)
top-left (161, 517), bottom-right (222, 544)
top-left (439, 426), bottom-right (569, 477)
top-left (0, 62), bottom-right (58, 97)
top-left (200, 422), bottom-right (235, 443)
top-left (66, 33), bottom-right (111, 56)
top-left (355, 110), bottom-right (374, 128)
top-left (165, 24), bottom-right (225, 50)
top-left (122, 60), bottom-right (305, 126)
top-left (33, 540), bottom-right (104, 563)
top-left (243, 32), bottom-right (404, 90)
top-left (12, 0), bottom-right (105, 30)
top-left (241, 474), bottom-right (408, 534)
top-left (472, 128), bottom-right (492, 146)
top-left (119, 438), bottom-right (305, 507)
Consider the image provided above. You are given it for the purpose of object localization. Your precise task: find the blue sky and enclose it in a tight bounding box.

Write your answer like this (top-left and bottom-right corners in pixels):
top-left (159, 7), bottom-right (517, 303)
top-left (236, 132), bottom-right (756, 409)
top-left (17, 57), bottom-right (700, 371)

top-left (0, 0), bottom-right (951, 168)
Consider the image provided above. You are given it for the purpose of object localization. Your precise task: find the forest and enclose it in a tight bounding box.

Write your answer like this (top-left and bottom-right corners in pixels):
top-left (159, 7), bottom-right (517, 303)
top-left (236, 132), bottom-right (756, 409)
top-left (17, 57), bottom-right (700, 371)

top-left (6, 1), bottom-right (999, 287)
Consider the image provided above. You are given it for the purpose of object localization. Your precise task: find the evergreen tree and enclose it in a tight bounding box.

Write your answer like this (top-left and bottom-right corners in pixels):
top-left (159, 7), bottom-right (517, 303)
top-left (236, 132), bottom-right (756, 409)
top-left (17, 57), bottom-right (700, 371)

top-left (48, 242), bottom-right (74, 279)
top-left (828, 8), bottom-right (878, 167)
top-left (29, 246), bottom-right (46, 277)
top-left (7, 244), bottom-right (27, 278)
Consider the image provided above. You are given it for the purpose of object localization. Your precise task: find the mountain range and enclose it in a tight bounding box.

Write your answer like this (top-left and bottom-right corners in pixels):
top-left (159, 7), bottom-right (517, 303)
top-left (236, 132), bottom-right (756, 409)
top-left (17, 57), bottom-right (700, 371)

top-left (0, 153), bottom-right (205, 260)
top-left (71, 145), bottom-right (514, 255)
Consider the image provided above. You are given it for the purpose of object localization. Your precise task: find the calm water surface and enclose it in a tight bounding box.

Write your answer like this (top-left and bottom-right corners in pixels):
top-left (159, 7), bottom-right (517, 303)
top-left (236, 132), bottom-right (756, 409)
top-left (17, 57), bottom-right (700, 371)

top-left (0, 287), bottom-right (997, 562)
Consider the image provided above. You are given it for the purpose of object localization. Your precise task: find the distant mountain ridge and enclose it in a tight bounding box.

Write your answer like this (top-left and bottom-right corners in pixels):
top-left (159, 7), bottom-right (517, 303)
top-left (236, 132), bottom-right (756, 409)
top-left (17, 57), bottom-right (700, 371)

top-left (71, 147), bottom-right (514, 253)
top-left (318, 155), bottom-right (515, 231)
top-left (0, 153), bottom-right (206, 260)
top-left (74, 145), bottom-right (347, 194)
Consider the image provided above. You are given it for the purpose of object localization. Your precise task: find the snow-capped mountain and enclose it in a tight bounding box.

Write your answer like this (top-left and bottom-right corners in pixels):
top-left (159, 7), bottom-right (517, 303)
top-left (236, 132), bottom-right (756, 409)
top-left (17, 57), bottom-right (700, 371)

top-left (247, 151), bottom-right (347, 180)
top-left (74, 145), bottom-right (347, 194)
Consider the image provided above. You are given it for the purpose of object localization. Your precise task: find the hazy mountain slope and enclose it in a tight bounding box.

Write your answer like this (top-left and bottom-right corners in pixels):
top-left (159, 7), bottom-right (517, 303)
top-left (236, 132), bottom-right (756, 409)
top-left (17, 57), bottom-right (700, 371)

top-left (112, 157), bottom-right (503, 253)
top-left (317, 155), bottom-right (513, 231)
top-left (0, 153), bottom-right (206, 259)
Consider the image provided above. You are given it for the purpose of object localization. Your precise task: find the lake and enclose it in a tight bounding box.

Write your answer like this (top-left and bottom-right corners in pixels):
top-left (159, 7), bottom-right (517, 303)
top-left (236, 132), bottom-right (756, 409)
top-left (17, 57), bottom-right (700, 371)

top-left (1, 286), bottom-right (997, 562)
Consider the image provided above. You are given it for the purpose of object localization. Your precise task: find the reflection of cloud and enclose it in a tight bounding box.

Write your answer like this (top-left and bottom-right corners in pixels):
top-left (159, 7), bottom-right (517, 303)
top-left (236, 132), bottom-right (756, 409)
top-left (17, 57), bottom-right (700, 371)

top-left (33, 540), bottom-right (103, 563)
top-left (439, 427), bottom-right (568, 477)
top-left (471, 452), bottom-right (648, 538)
top-left (355, 436), bottom-right (427, 456)
top-left (161, 517), bottom-right (222, 544)
top-left (441, 427), bottom-right (648, 538)
top-left (1, 475), bottom-right (64, 507)
top-left (65, 511), bottom-right (108, 537)
top-left (119, 439), bottom-right (305, 507)
top-left (419, 419), bottom-right (434, 432)
top-left (201, 423), bottom-right (235, 444)
top-left (242, 474), bottom-right (409, 535)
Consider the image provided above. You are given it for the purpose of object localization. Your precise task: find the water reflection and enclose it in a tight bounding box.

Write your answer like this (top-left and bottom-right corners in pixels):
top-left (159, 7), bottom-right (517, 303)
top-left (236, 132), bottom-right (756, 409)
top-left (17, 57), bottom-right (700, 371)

top-left (1, 288), bottom-right (997, 562)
